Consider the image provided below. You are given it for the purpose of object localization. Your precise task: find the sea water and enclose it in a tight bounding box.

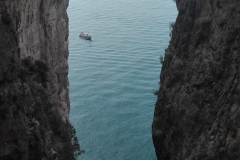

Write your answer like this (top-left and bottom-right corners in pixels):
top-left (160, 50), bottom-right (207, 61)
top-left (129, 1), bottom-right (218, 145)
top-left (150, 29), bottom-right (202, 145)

top-left (68, 0), bottom-right (177, 159)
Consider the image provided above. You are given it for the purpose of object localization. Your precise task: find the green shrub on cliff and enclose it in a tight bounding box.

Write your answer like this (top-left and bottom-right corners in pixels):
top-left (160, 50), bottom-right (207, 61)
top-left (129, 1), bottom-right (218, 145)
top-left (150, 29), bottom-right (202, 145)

top-left (19, 57), bottom-right (83, 159)
top-left (21, 58), bottom-right (49, 84)
top-left (1, 12), bottom-right (11, 24)
top-left (48, 109), bottom-right (84, 159)
top-left (35, 60), bottom-right (48, 72)
top-left (169, 22), bottom-right (175, 37)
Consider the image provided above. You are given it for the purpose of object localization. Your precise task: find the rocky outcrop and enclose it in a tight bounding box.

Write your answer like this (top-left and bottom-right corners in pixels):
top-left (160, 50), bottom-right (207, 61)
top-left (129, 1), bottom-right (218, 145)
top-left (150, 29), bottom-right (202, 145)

top-left (152, 0), bottom-right (240, 159)
top-left (0, 0), bottom-right (81, 160)
top-left (5, 0), bottom-right (70, 120)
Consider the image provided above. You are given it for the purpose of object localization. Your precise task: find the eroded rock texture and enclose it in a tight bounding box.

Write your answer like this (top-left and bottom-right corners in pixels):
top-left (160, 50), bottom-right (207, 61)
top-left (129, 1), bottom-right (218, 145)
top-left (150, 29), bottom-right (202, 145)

top-left (5, 0), bottom-right (70, 120)
top-left (152, 0), bottom-right (240, 159)
top-left (0, 0), bottom-right (81, 160)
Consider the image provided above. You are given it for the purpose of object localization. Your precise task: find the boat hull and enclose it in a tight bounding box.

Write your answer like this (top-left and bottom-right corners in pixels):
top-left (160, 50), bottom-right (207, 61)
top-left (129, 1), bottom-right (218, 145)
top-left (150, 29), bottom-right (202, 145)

top-left (79, 34), bottom-right (91, 40)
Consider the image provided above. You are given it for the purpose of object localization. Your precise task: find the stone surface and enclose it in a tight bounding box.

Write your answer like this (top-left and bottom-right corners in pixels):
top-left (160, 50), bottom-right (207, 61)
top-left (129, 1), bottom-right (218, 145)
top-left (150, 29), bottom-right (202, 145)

top-left (152, 0), bottom-right (240, 159)
top-left (0, 0), bottom-right (81, 160)
top-left (5, 0), bottom-right (70, 121)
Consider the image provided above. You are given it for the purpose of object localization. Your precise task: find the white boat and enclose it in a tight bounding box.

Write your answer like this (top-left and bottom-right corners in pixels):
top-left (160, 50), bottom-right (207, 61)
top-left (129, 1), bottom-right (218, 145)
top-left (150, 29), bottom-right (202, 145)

top-left (79, 32), bottom-right (91, 40)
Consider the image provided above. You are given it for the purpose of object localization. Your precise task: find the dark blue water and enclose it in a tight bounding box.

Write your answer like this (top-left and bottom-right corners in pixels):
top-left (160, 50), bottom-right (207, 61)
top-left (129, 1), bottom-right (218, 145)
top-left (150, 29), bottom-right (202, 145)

top-left (68, 0), bottom-right (177, 159)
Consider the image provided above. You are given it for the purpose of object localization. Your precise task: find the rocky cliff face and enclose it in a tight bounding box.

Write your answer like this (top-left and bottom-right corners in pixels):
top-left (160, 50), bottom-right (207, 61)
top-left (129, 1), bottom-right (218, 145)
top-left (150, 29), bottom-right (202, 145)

top-left (5, 0), bottom-right (70, 120)
top-left (152, 0), bottom-right (240, 159)
top-left (0, 0), bottom-right (81, 160)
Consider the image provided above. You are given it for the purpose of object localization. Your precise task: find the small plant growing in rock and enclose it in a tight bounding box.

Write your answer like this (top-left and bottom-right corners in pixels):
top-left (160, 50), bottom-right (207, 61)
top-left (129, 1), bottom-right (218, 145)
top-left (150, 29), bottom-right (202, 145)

top-left (22, 57), bottom-right (33, 67)
top-left (159, 56), bottom-right (164, 64)
top-left (2, 12), bottom-right (11, 24)
top-left (34, 60), bottom-right (49, 84)
top-left (153, 89), bottom-right (159, 96)
top-left (35, 60), bottom-right (48, 72)
top-left (169, 22), bottom-right (175, 37)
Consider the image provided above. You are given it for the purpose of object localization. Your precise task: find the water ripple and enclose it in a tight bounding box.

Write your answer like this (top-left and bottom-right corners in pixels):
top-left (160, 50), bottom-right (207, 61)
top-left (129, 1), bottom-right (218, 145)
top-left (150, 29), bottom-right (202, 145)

top-left (68, 0), bottom-right (177, 159)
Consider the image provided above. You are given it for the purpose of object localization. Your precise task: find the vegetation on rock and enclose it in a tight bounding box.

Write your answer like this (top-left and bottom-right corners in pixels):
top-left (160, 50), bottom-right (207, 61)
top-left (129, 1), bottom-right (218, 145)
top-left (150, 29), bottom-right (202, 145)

top-left (0, 1), bottom-right (82, 159)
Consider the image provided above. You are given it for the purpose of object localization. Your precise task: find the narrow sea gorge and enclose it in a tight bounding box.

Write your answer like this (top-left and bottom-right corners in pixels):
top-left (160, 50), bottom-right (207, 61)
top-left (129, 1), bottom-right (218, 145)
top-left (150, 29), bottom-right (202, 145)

top-left (68, 0), bottom-right (177, 159)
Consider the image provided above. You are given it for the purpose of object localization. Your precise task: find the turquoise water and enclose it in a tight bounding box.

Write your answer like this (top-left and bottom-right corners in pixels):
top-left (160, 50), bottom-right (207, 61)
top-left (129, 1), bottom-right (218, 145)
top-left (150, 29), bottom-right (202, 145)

top-left (68, 0), bottom-right (177, 159)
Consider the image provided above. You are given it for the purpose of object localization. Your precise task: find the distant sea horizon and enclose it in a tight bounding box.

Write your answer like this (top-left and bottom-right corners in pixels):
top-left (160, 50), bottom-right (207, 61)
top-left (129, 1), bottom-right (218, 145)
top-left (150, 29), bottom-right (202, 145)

top-left (68, 0), bottom-right (177, 159)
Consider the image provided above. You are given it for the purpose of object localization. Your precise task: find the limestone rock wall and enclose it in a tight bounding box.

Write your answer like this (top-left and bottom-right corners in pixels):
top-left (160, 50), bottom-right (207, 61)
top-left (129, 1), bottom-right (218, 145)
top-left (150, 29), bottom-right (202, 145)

top-left (152, 0), bottom-right (240, 159)
top-left (5, 0), bottom-right (70, 120)
top-left (0, 0), bottom-right (81, 160)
